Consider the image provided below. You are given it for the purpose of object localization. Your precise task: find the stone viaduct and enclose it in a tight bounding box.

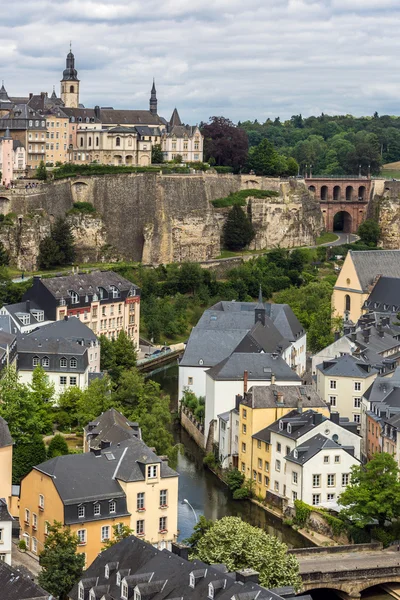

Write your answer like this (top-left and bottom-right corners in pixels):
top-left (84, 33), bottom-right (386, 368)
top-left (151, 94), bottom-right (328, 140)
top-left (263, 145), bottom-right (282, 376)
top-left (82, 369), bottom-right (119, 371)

top-left (305, 176), bottom-right (372, 234)
top-left (294, 545), bottom-right (400, 599)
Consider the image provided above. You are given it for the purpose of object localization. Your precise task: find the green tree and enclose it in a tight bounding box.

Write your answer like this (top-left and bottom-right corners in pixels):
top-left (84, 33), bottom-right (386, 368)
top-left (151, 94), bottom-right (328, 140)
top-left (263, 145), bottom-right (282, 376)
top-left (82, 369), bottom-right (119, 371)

top-left (36, 160), bottom-right (48, 180)
top-left (47, 434), bottom-right (69, 458)
top-left (0, 366), bottom-right (43, 442)
top-left (13, 434), bottom-right (47, 484)
top-left (184, 515), bottom-right (214, 551)
top-left (56, 386), bottom-right (82, 429)
top-left (151, 144), bottom-right (164, 164)
top-left (29, 366), bottom-right (55, 432)
top-left (195, 517), bottom-right (301, 590)
top-left (38, 521), bottom-right (85, 600)
top-left (38, 237), bottom-right (63, 269)
top-left (51, 218), bottom-right (76, 265)
top-left (99, 331), bottom-right (137, 382)
top-left (76, 377), bottom-right (115, 425)
top-left (0, 241), bottom-right (9, 266)
top-left (102, 523), bottom-right (133, 549)
top-left (223, 205), bottom-right (255, 251)
top-left (339, 452), bottom-right (400, 528)
top-left (226, 469), bottom-right (245, 494)
top-left (358, 219), bottom-right (380, 246)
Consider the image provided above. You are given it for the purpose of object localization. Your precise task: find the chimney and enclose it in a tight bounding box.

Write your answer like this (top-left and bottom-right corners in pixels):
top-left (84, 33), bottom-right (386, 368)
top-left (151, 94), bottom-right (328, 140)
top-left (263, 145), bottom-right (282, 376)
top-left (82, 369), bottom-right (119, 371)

top-left (334, 331), bottom-right (340, 341)
top-left (271, 372), bottom-right (276, 385)
top-left (350, 332), bottom-right (357, 342)
top-left (64, 315), bottom-right (68, 321)
top-left (235, 394), bottom-right (242, 411)
top-left (26, 299), bottom-right (31, 313)
top-left (297, 395), bottom-right (302, 414)
top-left (236, 569), bottom-right (259, 585)
top-left (90, 447), bottom-right (102, 457)
top-left (94, 105), bottom-right (101, 119)
top-left (330, 412), bottom-right (340, 424)
top-left (243, 370), bottom-right (248, 394)
top-left (313, 413), bottom-right (323, 425)
top-left (100, 440), bottom-right (111, 449)
top-left (171, 542), bottom-right (189, 561)
top-left (29, 93), bottom-right (33, 99)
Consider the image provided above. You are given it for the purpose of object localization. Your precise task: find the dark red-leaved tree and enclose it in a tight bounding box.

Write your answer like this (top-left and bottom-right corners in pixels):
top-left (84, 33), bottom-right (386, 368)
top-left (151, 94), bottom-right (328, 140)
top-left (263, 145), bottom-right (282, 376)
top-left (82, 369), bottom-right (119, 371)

top-left (201, 116), bottom-right (249, 170)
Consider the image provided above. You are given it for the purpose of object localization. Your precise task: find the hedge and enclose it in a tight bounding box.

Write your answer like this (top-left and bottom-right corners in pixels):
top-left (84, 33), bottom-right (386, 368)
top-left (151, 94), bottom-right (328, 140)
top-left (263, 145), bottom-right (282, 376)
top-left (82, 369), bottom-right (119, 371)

top-left (211, 188), bottom-right (280, 208)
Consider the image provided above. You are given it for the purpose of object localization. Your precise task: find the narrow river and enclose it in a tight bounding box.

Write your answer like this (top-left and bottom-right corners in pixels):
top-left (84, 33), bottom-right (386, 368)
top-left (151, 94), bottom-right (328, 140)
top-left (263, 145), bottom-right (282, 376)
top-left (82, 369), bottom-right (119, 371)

top-left (148, 362), bottom-right (306, 547)
top-left (148, 362), bottom-right (392, 600)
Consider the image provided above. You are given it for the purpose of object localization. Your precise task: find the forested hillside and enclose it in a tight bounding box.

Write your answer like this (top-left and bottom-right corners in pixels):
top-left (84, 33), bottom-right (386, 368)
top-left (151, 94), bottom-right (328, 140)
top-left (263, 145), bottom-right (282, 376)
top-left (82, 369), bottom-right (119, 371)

top-left (239, 113), bottom-right (400, 176)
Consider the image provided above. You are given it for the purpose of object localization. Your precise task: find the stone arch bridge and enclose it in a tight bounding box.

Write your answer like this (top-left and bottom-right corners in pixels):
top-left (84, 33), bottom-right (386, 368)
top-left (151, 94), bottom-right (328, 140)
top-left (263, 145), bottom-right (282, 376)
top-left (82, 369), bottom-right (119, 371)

top-left (305, 176), bottom-right (372, 234)
top-left (296, 547), bottom-right (400, 599)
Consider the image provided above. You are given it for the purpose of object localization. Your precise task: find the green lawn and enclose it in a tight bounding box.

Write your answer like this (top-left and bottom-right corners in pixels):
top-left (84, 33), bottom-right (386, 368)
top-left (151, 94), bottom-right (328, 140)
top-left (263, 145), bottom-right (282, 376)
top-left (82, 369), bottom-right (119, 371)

top-left (315, 232), bottom-right (338, 245)
top-left (381, 169), bottom-right (400, 180)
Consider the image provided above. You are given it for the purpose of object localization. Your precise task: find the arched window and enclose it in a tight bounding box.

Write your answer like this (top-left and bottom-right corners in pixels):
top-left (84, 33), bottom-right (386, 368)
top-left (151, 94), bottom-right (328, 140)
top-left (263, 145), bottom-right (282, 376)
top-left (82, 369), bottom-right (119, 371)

top-left (80, 138), bottom-right (84, 147)
top-left (110, 285), bottom-right (120, 299)
top-left (128, 136), bottom-right (133, 147)
top-left (345, 294), bottom-right (351, 312)
top-left (68, 290), bottom-right (79, 304)
top-left (60, 357), bottom-right (67, 368)
top-left (116, 137), bottom-right (121, 147)
top-left (70, 85), bottom-right (74, 93)
top-left (96, 137), bottom-right (99, 146)
top-left (42, 356), bottom-right (49, 368)
top-left (88, 138), bottom-right (92, 147)
top-left (32, 356), bottom-right (40, 367)
top-left (70, 357), bottom-right (77, 369)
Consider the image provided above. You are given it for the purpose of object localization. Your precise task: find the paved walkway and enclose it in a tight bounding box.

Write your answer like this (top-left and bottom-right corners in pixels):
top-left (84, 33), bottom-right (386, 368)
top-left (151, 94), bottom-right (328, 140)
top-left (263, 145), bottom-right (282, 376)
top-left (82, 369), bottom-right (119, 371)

top-left (299, 548), bottom-right (400, 574)
top-left (12, 541), bottom-right (41, 579)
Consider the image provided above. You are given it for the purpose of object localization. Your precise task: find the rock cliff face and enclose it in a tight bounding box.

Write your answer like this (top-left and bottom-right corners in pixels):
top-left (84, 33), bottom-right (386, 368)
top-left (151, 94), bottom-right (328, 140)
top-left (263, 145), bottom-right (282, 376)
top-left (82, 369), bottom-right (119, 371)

top-left (369, 181), bottom-right (400, 249)
top-left (0, 174), bottom-right (324, 268)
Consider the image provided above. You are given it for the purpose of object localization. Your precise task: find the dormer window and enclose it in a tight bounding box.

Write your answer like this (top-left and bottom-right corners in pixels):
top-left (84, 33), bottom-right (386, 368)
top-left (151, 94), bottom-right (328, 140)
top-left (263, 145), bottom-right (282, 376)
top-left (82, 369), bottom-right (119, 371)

top-left (128, 287), bottom-right (136, 297)
top-left (121, 582), bottom-right (129, 600)
top-left (94, 503), bottom-right (101, 516)
top-left (287, 423), bottom-right (292, 434)
top-left (208, 584), bottom-right (214, 599)
top-left (134, 590), bottom-right (141, 600)
top-left (89, 591), bottom-right (96, 600)
top-left (147, 465), bottom-right (157, 478)
top-left (279, 420), bottom-right (284, 431)
top-left (105, 564), bottom-right (109, 579)
top-left (78, 505), bottom-right (85, 518)
top-left (33, 356), bottom-right (40, 367)
top-left (98, 287), bottom-right (107, 300)
top-left (189, 573), bottom-right (195, 588)
top-left (42, 356), bottom-right (49, 368)
top-left (293, 449), bottom-right (298, 459)
top-left (78, 583), bottom-right (84, 600)
top-left (116, 572), bottom-right (121, 586)
top-left (110, 285), bottom-right (120, 298)
top-left (69, 290), bottom-right (79, 304)
top-left (60, 357), bottom-right (67, 368)
top-left (17, 312), bottom-right (30, 325)
top-left (70, 357), bottom-right (77, 369)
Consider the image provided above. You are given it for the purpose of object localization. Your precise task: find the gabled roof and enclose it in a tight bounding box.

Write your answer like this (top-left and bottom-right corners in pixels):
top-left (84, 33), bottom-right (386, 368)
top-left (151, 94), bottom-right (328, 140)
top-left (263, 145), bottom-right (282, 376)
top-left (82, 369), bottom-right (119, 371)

top-left (37, 270), bottom-right (137, 299)
top-left (0, 416), bottom-right (13, 448)
top-left (100, 109), bottom-right (162, 126)
top-left (316, 353), bottom-right (378, 378)
top-left (0, 561), bottom-right (50, 599)
top-left (349, 250), bottom-right (400, 293)
top-left (85, 408), bottom-right (142, 449)
top-left (29, 315), bottom-right (97, 342)
top-left (206, 352), bottom-right (300, 383)
top-left (69, 535), bottom-right (289, 600)
top-left (364, 276), bottom-right (400, 312)
top-left (0, 498), bottom-right (13, 522)
top-left (242, 384), bottom-right (327, 410)
top-left (285, 433), bottom-right (358, 465)
top-left (170, 108), bottom-right (182, 127)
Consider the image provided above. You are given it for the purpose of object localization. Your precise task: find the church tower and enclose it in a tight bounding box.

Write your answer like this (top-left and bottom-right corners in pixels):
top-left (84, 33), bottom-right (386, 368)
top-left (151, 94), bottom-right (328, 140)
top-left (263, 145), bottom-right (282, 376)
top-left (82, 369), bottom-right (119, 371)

top-left (60, 47), bottom-right (80, 108)
top-left (149, 79), bottom-right (157, 115)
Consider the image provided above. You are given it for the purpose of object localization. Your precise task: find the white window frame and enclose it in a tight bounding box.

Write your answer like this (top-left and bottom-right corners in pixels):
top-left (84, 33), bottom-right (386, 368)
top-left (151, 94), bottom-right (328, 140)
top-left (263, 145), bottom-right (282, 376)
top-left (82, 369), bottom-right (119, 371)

top-left (78, 505), bottom-right (85, 518)
top-left (77, 529), bottom-right (86, 545)
top-left (329, 380), bottom-right (337, 389)
top-left (147, 465), bottom-right (157, 479)
top-left (109, 500), bottom-right (116, 514)
top-left (42, 356), bottom-right (49, 368)
top-left (101, 525), bottom-right (110, 542)
top-left (312, 474), bottom-right (321, 488)
top-left (94, 503), bottom-right (101, 516)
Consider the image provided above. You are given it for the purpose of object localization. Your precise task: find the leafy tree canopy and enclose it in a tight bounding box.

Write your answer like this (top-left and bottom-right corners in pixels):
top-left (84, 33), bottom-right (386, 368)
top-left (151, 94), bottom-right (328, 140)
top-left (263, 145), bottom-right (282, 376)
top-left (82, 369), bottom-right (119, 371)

top-left (194, 517), bottom-right (301, 591)
top-left (201, 116), bottom-right (249, 170)
top-left (151, 143), bottom-right (164, 164)
top-left (339, 452), bottom-right (400, 528)
top-left (47, 434), bottom-right (69, 459)
top-left (358, 219), bottom-right (380, 246)
top-left (100, 330), bottom-right (137, 382)
top-left (38, 521), bottom-right (85, 600)
top-left (102, 523), bottom-right (133, 549)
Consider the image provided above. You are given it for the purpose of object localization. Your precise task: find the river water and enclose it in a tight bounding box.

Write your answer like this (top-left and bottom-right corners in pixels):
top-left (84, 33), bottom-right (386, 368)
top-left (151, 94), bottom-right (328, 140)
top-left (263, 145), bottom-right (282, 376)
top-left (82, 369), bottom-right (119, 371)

top-left (148, 362), bottom-right (306, 547)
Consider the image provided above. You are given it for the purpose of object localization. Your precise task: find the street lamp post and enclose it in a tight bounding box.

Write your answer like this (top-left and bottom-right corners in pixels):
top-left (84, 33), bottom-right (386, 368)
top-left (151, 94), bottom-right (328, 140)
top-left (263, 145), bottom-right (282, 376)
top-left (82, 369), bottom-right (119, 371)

top-left (183, 498), bottom-right (198, 523)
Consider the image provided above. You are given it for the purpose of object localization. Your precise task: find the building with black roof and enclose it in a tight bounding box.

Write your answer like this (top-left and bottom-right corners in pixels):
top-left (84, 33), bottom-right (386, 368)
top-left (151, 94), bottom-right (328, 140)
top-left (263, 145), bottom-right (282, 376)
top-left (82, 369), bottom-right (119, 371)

top-left (68, 535), bottom-right (301, 600)
top-left (0, 560), bottom-right (50, 599)
top-left (20, 424), bottom-right (179, 567)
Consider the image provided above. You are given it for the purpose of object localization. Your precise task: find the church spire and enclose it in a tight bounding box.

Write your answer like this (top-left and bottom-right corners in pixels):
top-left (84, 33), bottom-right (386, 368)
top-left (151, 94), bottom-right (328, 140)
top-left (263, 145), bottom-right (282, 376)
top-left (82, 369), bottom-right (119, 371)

top-left (150, 78), bottom-right (157, 115)
top-left (0, 81), bottom-right (10, 103)
top-left (255, 285), bottom-right (266, 326)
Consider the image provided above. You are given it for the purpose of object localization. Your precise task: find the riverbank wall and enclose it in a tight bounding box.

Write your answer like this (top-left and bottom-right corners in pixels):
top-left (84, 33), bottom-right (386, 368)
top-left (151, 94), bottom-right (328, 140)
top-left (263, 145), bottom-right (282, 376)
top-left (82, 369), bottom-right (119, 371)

top-left (180, 409), bottom-right (205, 448)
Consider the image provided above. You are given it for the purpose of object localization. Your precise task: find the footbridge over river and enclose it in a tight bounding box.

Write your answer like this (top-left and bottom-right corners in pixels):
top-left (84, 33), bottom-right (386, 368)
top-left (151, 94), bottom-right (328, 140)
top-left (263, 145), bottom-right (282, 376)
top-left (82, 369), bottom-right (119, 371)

top-left (294, 545), bottom-right (400, 599)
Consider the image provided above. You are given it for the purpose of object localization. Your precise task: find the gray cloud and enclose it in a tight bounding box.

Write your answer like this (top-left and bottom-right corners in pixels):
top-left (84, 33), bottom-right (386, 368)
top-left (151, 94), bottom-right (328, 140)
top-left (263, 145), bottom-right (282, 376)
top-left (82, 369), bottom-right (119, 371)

top-left (2, 0), bottom-right (400, 124)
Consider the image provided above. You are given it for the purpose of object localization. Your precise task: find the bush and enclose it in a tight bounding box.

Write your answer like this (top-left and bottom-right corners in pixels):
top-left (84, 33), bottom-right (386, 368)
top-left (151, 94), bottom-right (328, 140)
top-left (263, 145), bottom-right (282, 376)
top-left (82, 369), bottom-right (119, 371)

top-left (372, 527), bottom-right (395, 548)
top-left (203, 452), bottom-right (216, 468)
top-left (214, 166), bottom-right (233, 174)
top-left (232, 486), bottom-right (250, 500)
top-left (226, 468), bottom-right (245, 493)
top-left (47, 434), bottom-right (69, 458)
top-left (212, 188), bottom-right (279, 208)
top-left (69, 201), bottom-right (96, 214)
top-left (358, 219), bottom-right (380, 246)
top-left (18, 539), bottom-right (27, 551)
top-left (294, 500), bottom-right (311, 527)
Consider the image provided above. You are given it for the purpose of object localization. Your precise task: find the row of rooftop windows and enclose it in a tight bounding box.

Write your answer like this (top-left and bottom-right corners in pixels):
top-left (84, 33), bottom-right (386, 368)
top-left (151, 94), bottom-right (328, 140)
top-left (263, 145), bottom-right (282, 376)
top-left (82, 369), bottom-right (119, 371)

top-left (32, 356), bottom-right (78, 368)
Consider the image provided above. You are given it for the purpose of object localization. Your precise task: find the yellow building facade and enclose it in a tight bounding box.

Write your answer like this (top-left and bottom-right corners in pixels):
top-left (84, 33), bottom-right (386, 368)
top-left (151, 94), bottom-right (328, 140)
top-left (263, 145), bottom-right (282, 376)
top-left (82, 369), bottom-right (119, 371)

top-left (45, 113), bottom-right (69, 164)
top-left (238, 386), bottom-right (330, 498)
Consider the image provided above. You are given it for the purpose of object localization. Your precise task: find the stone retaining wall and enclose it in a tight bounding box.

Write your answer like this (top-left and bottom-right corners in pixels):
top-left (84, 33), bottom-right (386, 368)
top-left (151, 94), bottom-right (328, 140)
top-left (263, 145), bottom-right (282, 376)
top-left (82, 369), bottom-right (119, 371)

top-left (180, 409), bottom-right (205, 449)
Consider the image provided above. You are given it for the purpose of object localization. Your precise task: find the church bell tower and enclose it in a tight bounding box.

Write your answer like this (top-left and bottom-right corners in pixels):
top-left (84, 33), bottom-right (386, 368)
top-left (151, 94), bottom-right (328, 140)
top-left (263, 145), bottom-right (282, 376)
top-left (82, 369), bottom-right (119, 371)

top-left (60, 46), bottom-right (80, 108)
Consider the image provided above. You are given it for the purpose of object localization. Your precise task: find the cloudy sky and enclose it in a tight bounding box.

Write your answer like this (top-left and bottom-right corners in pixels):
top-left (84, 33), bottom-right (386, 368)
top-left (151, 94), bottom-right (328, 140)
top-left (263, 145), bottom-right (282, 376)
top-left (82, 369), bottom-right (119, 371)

top-left (2, 0), bottom-right (400, 124)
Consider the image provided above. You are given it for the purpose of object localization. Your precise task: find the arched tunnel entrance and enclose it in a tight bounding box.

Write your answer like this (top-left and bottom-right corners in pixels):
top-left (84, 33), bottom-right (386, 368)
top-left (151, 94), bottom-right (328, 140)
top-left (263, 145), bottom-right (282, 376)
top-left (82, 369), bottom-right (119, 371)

top-left (333, 211), bottom-right (352, 233)
top-left (303, 583), bottom-right (397, 600)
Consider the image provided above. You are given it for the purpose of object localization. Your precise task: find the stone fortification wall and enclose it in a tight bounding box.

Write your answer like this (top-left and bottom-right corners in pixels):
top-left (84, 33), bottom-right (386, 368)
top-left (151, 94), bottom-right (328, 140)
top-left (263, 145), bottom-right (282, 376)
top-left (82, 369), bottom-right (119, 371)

top-left (0, 174), bottom-right (324, 268)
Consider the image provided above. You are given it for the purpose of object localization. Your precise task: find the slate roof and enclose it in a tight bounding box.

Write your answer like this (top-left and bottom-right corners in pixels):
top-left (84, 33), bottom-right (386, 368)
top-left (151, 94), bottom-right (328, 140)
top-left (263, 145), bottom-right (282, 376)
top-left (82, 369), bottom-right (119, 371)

top-left (364, 276), bottom-right (400, 312)
top-left (285, 433), bottom-right (357, 465)
top-left (364, 368), bottom-right (400, 404)
top-left (0, 416), bottom-right (12, 448)
top-left (39, 270), bottom-right (136, 299)
top-left (100, 109), bottom-right (162, 126)
top-left (0, 315), bottom-right (13, 334)
top-left (180, 301), bottom-right (303, 368)
top-left (206, 353), bottom-right (301, 382)
top-left (61, 107), bottom-right (100, 122)
top-left (3, 300), bottom-right (51, 328)
top-left (0, 560), bottom-right (50, 599)
top-left (349, 250), bottom-right (400, 292)
top-left (17, 335), bottom-right (88, 373)
top-left (29, 315), bottom-right (97, 342)
top-left (34, 437), bottom-right (177, 505)
top-left (69, 535), bottom-right (289, 600)
top-left (316, 353), bottom-right (378, 378)
top-left (242, 384), bottom-right (327, 410)
top-left (0, 498), bottom-right (13, 522)
top-left (85, 408), bottom-right (142, 449)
